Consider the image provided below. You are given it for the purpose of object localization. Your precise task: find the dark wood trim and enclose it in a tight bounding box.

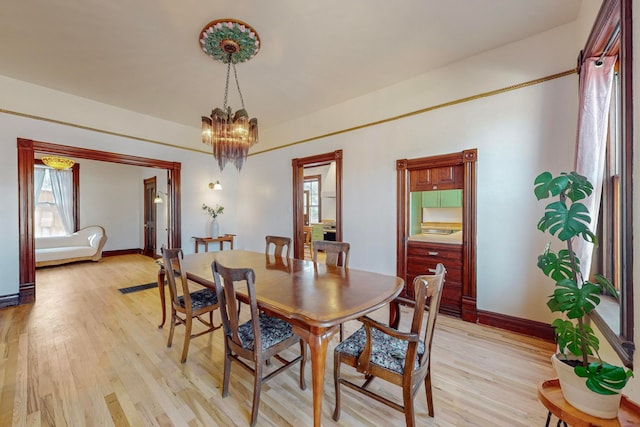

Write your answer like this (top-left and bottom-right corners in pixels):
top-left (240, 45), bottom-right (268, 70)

top-left (292, 150), bottom-right (342, 259)
top-left (477, 310), bottom-right (555, 343)
top-left (0, 293), bottom-right (20, 309)
top-left (396, 149), bottom-right (477, 322)
top-left (103, 249), bottom-right (144, 257)
top-left (17, 138), bottom-right (182, 305)
top-left (579, 0), bottom-right (620, 71)
top-left (591, 310), bottom-right (634, 367)
top-left (461, 149), bottom-right (477, 322)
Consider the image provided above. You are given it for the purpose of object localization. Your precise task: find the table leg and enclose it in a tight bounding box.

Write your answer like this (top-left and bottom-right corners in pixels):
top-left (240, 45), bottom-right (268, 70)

top-left (389, 299), bottom-right (401, 329)
top-left (204, 242), bottom-right (209, 252)
top-left (306, 329), bottom-right (333, 427)
top-left (194, 241), bottom-right (199, 253)
top-left (157, 266), bottom-right (166, 328)
top-left (219, 241), bottom-right (223, 251)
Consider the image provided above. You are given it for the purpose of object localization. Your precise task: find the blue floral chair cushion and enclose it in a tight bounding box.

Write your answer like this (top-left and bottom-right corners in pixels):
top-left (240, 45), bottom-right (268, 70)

top-left (237, 312), bottom-right (294, 351)
top-left (178, 288), bottom-right (218, 310)
top-left (335, 326), bottom-right (425, 374)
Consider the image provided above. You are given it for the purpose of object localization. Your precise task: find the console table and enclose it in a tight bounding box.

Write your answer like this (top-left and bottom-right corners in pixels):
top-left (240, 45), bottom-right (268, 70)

top-left (192, 234), bottom-right (235, 253)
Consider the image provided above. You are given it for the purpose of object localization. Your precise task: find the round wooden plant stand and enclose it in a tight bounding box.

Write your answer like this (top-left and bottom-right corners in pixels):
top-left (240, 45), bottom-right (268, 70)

top-left (538, 379), bottom-right (640, 426)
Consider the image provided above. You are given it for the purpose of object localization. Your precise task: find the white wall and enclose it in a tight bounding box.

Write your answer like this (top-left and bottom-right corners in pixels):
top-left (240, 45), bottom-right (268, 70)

top-left (237, 22), bottom-right (581, 325)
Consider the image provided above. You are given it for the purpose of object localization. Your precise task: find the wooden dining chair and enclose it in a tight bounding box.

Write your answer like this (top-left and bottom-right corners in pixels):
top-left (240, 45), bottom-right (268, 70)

top-left (312, 240), bottom-right (350, 267)
top-left (161, 247), bottom-right (221, 363)
top-left (312, 240), bottom-right (350, 340)
top-left (211, 260), bottom-right (307, 427)
top-left (332, 263), bottom-right (446, 427)
top-left (265, 235), bottom-right (291, 258)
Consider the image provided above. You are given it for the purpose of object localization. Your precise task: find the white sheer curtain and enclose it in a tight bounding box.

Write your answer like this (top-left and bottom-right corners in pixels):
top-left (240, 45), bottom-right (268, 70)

top-left (49, 169), bottom-right (75, 235)
top-left (34, 166), bottom-right (45, 203)
top-left (573, 56), bottom-right (616, 279)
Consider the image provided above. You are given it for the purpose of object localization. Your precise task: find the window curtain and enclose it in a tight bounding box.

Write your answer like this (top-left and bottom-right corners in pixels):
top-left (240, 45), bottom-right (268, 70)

top-left (49, 169), bottom-right (74, 235)
top-left (573, 56), bottom-right (616, 279)
top-left (34, 166), bottom-right (45, 203)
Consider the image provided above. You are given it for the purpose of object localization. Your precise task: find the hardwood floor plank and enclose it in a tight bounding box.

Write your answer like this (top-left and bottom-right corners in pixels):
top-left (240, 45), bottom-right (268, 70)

top-left (0, 254), bottom-right (556, 426)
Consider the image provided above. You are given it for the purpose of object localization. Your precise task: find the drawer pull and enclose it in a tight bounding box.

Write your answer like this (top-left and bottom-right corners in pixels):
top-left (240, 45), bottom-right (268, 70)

top-left (428, 251), bottom-right (439, 256)
top-left (428, 268), bottom-right (437, 273)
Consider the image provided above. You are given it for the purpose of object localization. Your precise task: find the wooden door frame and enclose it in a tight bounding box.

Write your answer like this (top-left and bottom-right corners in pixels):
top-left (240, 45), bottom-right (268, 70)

top-left (143, 177), bottom-right (157, 258)
top-left (292, 150), bottom-right (342, 259)
top-left (396, 149), bottom-right (477, 321)
top-left (17, 138), bottom-right (181, 305)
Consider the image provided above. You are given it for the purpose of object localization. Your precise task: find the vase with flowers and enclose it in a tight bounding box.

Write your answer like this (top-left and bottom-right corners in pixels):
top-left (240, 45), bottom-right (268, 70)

top-left (202, 203), bottom-right (224, 238)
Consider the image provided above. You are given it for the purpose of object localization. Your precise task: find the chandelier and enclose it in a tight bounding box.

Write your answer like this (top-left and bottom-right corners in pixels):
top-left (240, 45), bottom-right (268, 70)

top-left (41, 155), bottom-right (74, 170)
top-left (200, 19), bottom-right (260, 171)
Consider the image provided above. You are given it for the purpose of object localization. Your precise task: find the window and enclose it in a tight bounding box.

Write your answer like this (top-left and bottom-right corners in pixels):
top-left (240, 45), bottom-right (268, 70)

top-left (304, 175), bottom-right (321, 224)
top-left (583, 0), bottom-right (633, 368)
top-left (35, 165), bottom-right (74, 237)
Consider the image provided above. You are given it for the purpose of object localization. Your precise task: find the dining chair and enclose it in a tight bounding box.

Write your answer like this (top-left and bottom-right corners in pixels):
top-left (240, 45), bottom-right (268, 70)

top-left (312, 240), bottom-right (350, 340)
top-left (265, 235), bottom-right (291, 258)
top-left (161, 247), bottom-right (221, 363)
top-left (312, 240), bottom-right (350, 267)
top-left (310, 224), bottom-right (325, 253)
top-left (332, 263), bottom-right (446, 427)
top-left (211, 260), bottom-right (307, 427)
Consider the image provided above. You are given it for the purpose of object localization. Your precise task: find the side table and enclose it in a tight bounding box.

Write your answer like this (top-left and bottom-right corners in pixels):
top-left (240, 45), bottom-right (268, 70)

top-left (538, 379), bottom-right (640, 426)
top-left (192, 234), bottom-right (235, 253)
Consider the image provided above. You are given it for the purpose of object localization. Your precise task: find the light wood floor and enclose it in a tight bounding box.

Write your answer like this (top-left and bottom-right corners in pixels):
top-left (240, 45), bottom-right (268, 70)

top-left (0, 254), bottom-right (555, 426)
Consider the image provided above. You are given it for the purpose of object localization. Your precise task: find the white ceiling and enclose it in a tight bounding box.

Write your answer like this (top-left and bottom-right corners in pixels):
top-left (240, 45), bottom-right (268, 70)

top-left (0, 1), bottom-right (582, 136)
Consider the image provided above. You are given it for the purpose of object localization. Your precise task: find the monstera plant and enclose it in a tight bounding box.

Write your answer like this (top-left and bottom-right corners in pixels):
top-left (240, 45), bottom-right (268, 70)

top-left (534, 171), bottom-right (632, 416)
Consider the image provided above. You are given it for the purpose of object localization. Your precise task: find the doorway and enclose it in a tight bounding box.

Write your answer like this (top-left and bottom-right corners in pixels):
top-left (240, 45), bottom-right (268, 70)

top-left (17, 138), bottom-right (182, 304)
top-left (291, 150), bottom-right (343, 259)
top-left (143, 177), bottom-right (157, 258)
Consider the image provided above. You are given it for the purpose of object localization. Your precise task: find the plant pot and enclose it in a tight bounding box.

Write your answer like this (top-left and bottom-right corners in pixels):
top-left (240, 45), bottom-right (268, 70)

top-left (551, 353), bottom-right (622, 419)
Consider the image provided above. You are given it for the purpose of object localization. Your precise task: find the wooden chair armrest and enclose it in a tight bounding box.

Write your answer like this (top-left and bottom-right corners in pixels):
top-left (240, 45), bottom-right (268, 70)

top-left (359, 316), bottom-right (420, 342)
top-left (356, 316), bottom-right (420, 374)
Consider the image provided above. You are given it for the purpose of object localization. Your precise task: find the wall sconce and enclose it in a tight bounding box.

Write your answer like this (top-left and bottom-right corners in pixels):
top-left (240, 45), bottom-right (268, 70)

top-left (209, 180), bottom-right (223, 190)
top-left (154, 191), bottom-right (168, 204)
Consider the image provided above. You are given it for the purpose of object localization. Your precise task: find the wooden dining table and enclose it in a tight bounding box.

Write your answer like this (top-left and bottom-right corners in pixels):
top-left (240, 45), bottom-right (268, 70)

top-left (156, 250), bottom-right (404, 427)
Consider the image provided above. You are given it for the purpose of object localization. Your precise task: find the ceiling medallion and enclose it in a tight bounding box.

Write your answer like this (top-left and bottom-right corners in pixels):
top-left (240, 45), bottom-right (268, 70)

top-left (200, 19), bottom-right (260, 172)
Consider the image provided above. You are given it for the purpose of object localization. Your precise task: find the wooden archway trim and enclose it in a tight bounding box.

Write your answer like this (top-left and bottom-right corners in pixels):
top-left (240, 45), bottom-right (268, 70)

top-left (395, 149), bottom-right (477, 322)
top-left (291, 150), bottom-right (343, 259)
top-left (17, 138), bottom-right (181, 304)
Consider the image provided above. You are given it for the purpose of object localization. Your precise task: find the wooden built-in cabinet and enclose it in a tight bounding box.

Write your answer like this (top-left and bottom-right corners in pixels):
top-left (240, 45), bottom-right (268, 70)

top-left (406, 241), bottom-right (463, 316)
top-left (410, 165), bottom-right (463, 191)
top-left (395, 149), bottom-right (477, 324)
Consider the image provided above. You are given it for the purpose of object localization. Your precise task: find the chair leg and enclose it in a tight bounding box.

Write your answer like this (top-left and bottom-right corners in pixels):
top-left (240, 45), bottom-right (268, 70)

top-left (339, 323), bottom-right (344, 342)
top-left (425, 368), bottom-right (434, 417)
top-left (299, 339), bottom-right (307, 390)
top-left (332, 353), bottom-right (342, 421)
top-left (222, 348), bottom-right (231, 397)
top-left (180, 316), bottom-right (192, 363)
top-left (167, 311), bottom-right (176, 348)
top-left (250, 361), bottom-right (263, 427)
top-left (403, 386), bottom-right (415, 427)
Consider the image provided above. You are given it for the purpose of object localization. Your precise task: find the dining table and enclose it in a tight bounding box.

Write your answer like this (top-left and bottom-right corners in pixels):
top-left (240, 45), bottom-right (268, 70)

top-left (156, 250), bottom-right (404, 427)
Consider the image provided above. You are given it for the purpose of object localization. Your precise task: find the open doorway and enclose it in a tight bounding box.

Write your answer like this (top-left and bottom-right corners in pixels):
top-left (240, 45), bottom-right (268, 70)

top-left (291, 150), bottom-right (342, 260)
top-left (17, 138), bottom-right (181, 304)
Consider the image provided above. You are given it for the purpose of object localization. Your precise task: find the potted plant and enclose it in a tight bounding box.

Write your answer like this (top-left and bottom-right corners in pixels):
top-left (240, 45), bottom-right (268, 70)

top-left (534, 171), bottom-right (633, 419)
top-left (202, 203), bottom-right (224, 238)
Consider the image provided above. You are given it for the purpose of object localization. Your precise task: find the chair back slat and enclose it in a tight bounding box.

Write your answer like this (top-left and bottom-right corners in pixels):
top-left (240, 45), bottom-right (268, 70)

top-left (265, 235), bottom-right (291, 259)
top-left (412, 263), bottom-right (446, 372)
top-left (212, 260), bottom-right (260, 351)
top-left (312, 240), bottom-right (350, 267)
top-left (162, 247), bottom-right (192, 315)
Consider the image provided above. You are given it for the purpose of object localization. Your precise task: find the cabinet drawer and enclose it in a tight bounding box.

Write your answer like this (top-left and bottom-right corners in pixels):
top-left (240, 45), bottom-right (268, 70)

top-left (407, 257), bottom-right (461, 281)
top-left (407, 242), bottom-right (462, 261)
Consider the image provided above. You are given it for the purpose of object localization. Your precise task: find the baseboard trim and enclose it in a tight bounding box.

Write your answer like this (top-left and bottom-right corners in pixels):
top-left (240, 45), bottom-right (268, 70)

top-left (477, 310), bottom-right (555, 342)
top-left (103, 248), bottom-right (143, 257)
top-left (0, 293), bottom-right (20, 308)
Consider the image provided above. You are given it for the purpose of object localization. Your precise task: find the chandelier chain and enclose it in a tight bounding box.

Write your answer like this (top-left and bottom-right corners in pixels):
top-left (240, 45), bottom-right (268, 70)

top-left (232, 62), bottom-right (246, 110)
top-left (223, 57), bottom-right (231, 110)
